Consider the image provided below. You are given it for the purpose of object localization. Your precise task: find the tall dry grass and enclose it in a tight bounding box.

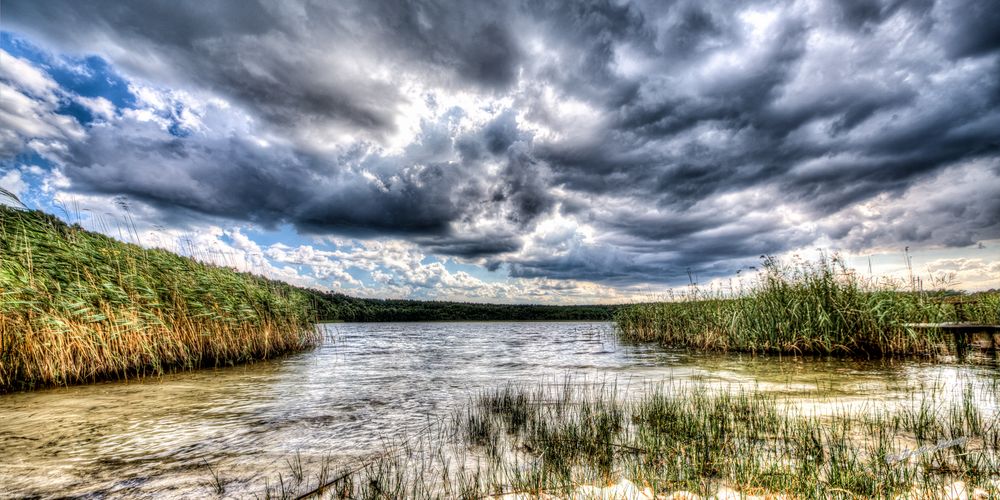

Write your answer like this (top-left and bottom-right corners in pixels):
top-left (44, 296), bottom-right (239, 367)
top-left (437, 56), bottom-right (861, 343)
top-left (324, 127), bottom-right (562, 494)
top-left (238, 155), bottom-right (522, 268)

top-left (0, 205), bottom-right (319, 393)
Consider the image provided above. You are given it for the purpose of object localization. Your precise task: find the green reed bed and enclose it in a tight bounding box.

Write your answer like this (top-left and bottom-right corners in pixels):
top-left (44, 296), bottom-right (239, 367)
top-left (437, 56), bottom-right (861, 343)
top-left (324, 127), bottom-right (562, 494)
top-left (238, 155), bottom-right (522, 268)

top-left (0, 205), bottom-right (320, 393)
top-left (259, 378), bottom-right (999, 499)
top-left (615, 255), bottom-right (1000, 356)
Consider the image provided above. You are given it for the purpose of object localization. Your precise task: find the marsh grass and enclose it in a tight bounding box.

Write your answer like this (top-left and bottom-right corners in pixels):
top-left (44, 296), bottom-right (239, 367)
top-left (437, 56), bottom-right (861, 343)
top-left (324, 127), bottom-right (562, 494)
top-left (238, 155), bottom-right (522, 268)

top-left (615, 254), bottom-right (1000, 356)
top-left (259, 378), bottom-right (1000, 499)
top-left (0, 206), bottom-right (320, 393)
top-left (204, 459), bottom-right (228, 495)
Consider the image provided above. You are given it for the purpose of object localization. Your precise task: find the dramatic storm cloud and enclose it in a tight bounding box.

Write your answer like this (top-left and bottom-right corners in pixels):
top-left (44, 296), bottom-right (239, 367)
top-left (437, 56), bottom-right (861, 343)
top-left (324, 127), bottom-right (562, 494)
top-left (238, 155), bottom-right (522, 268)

top-left (2, 0), bottom-right (998, 300)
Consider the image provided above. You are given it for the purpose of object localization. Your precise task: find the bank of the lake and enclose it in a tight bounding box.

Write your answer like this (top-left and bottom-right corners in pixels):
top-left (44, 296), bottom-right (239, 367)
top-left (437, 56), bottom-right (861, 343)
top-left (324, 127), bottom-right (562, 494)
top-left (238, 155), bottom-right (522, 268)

top-left (615, 255), bottom-right (1000, 356)
top-left (0, 206), bottom-right (319, 393)
top-left (311, 293), bottom-right (622, 322)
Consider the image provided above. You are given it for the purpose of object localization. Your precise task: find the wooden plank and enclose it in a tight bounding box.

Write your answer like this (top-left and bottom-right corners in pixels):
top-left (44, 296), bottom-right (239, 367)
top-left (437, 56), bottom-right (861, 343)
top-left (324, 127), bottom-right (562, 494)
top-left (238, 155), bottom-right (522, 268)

top-left (903, 323), bottom-right (1000, 333)
top-left (903, 323), bottom-right (1000, 358)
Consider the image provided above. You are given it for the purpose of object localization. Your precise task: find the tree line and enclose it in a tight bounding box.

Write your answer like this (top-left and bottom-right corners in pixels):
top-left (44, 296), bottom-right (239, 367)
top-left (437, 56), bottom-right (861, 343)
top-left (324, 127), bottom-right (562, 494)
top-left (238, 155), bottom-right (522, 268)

top-left (302, 290), bottom-right (622, 322)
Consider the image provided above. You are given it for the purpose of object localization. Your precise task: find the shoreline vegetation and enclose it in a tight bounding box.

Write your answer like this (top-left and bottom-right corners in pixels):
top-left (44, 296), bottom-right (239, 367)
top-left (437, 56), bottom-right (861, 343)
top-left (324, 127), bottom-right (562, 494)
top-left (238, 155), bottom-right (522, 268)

top-left (312, 293), bottom-right (620, 323)
top-left (615, 255), bottom-right (999, 356)
top-left (0, 206), bottom-right (320, 393)
top-left (255, 378), bottom-right (1000, 499)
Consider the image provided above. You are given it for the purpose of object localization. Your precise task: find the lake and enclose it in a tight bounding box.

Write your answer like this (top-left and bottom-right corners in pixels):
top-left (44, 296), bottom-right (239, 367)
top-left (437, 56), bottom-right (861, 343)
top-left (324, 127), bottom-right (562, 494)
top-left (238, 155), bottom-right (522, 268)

top-left (1, 321), bottom-right (996, 498)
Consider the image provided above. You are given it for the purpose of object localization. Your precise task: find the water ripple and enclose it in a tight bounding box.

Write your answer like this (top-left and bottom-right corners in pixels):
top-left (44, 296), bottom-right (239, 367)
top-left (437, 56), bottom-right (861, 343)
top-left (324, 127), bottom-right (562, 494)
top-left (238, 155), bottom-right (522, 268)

top-left (1, 321), bottom-right (996, 498)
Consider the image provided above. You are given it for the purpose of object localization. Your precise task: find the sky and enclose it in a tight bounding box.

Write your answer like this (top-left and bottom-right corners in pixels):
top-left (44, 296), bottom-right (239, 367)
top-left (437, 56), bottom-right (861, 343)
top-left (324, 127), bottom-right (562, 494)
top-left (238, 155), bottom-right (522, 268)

top-left (1, 0), bottom-right (998, 303)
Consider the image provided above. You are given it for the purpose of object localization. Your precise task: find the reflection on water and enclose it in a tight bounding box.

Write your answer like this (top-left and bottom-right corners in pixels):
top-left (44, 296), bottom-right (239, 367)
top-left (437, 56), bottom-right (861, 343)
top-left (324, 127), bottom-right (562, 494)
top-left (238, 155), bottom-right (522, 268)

top-left (1, 322), bottom-right (997, 498)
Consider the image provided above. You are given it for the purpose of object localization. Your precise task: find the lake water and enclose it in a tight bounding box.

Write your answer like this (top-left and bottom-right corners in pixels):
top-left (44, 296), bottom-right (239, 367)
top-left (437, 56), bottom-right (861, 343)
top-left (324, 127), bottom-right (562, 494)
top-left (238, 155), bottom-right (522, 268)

top-left (1, 321), bottom-right (997, 498)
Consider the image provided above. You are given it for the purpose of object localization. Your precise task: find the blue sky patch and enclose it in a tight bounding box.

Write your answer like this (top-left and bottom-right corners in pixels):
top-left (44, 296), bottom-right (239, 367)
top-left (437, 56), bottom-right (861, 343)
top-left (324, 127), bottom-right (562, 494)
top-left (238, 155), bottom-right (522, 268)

top-left (3, 31), bottom-right (137, 110)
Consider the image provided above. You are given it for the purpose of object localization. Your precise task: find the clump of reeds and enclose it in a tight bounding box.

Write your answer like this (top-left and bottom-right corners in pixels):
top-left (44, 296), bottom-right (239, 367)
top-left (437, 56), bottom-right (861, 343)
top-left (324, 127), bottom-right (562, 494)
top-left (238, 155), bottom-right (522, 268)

top-left (0, 206), bottom-right (320, 393)
top-left (466, 381), bottom-right (999, 497)
top-left (615, 254), bottom-right (999, 355)
top-left (274, 378), bottom-right (999, 499)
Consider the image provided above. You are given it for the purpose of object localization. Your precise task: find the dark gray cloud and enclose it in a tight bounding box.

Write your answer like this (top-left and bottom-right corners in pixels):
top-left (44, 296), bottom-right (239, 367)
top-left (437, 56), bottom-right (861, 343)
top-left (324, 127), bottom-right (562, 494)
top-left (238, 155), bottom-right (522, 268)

top-left (416, 233), bottom-right (524, 260)
top-left (828, 0), bottom-right (935, 31)
top-left (938, 0), bottom-right (1000, 59)
top-left (3, 0), bottom-right (523, 138)
top-left (3, 0), bottom-right (1000, 288)
top-left (59, 116), bottom-right (493, 238)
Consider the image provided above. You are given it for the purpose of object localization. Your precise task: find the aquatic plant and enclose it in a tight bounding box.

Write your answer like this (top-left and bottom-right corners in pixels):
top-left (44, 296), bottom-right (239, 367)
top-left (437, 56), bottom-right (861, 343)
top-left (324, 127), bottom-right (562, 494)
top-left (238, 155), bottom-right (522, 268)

top-left (0, 205), bottom-right (320, 392)
top-left (260, 377), bottom-right (1000, 499)
top-left (615, 254), bottom-right (1000, 355)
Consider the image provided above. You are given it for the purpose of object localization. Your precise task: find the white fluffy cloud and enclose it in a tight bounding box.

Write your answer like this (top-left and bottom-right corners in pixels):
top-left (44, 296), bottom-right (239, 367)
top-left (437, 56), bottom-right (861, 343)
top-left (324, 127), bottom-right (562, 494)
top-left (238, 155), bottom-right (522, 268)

top-left (0, 49), bottom-right (84, 156)
top-left (264, 237), bottom-right (631, 303)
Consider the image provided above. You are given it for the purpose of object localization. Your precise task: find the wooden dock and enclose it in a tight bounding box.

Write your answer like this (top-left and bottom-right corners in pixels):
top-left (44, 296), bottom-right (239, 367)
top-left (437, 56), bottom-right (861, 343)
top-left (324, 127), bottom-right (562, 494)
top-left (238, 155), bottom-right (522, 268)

top-left (904, 322), bottom-right (1000, 358)
top-left (904, 323), bottom-right (1000, 334)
